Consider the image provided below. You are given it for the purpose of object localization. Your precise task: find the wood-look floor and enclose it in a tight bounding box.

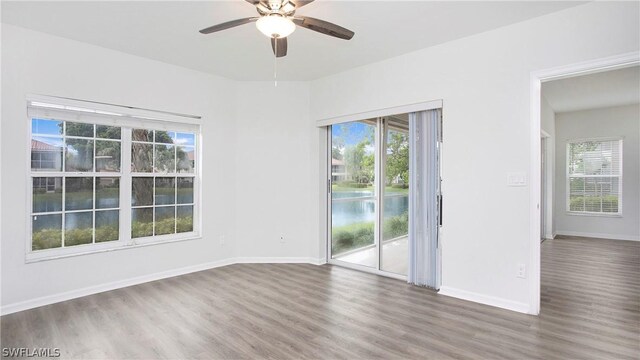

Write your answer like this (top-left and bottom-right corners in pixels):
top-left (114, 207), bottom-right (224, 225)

top-left (1, 236), bottom-right (639, 359)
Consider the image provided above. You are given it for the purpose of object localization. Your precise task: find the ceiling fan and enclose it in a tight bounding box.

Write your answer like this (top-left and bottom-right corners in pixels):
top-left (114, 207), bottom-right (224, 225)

top-left (199, 0), bottom-right (355, 58)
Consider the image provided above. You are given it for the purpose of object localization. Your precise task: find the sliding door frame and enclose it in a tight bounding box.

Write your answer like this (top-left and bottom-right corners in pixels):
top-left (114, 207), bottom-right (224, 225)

top-left (326, 119), bottom-right (407, 280)
top-left (322, 100), bottom-right (443, 281)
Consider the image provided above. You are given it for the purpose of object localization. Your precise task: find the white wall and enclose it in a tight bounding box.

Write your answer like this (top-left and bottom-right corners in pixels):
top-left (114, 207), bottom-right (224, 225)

top-left (309, 2), bottom-right (639, 312)
top-left (541, 95), bottom-right (556, 238)
top-left (233, 81), bottom-right (320, 262)
top-left (554, 104), bottom-right (640, 241)
top-left (2, 1), bottom-right (639, 315)
top-left (1, 24), bottom-right (238, 308)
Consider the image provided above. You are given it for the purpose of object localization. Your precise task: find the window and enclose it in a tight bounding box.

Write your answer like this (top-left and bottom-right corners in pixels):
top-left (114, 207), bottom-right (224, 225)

top-left (130, 129), bottom-right (195, 239)
top-left (28, 100), bottom-right (200, 260)
top-left (567, 138), bottom-right (622, 215)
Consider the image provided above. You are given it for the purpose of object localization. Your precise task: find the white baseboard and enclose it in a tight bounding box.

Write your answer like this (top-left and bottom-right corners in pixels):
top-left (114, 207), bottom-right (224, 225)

top-left (233, 257), bottom-right (326, 265)
top-left (1, 257), bottom-right (325, 316)
top-left (555, 230), bottom-right (639, 241)
top-left (438, 286), bottom-right (530, 314)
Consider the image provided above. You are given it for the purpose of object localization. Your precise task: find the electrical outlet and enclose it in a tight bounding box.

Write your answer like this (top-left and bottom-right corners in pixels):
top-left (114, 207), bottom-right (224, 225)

top-left (517, 263), bottom-right (526, 278)
top-left (219, 235), bottom-right (226, 246)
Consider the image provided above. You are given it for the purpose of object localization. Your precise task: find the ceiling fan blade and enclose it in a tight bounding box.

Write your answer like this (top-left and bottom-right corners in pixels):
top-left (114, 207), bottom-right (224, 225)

top-left (289, 0), bottom-right (315, 9)
top-left (199, 17), bottom-right (257, 34)
top-left (271, 37), bottom-right (288, 57)
top-left (293, 17), bottom-right (354, 40)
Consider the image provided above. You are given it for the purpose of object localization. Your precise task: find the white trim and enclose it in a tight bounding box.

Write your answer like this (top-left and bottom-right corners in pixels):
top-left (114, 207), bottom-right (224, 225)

top-left (29, 107), bottom-right (199, 133)
top-left (327, 258), bottom-right (407, 281)
top-left (325, 127), bottom-right (332, 264)
top-left (555, 231), bottom-right (639, 242)
top-left (564, 211), bottom-right (622, 218)
top-left (25, 235), bottom-right (201, 263)
top-left (27, 94), bottom-right (201, 124)
top-left (529, 51), bottom-right (640, 316)
top-left (0, 257), bottom-right (325, 316)
top-left (530, 72), bottom-right (543, 315)
top-left (532, 52), bottom-right (640, 82)
top-left (374, 117), bottom-right (382, 271)
top-left (438, 286), bottom-right (530, 314)
top-left (234, 257), bottom-right (326, 265)
top-left (1, 257), bottom-right (234, 316)
top-left (540, 135), bottom-right (552, 241)
top-left (316, 99), bottom-right (443, 127)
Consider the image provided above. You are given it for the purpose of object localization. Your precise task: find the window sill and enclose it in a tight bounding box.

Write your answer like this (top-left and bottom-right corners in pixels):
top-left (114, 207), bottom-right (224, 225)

top-left (25, 233), bottom-right (201, 263)
top-left (565, 211), bottom-right (622, 218)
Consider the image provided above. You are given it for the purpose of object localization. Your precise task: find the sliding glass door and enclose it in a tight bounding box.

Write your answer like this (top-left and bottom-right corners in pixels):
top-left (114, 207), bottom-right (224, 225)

top-left (330, 120), bottom-right (377, 268)
top-left (329, 116), bottom-right (410, 277)
top-left (381, 117), bottom-right (410, 275)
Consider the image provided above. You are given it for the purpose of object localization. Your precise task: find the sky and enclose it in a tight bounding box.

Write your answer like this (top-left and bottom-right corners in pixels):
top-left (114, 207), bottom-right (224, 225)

top-left (32, 118), bottom-right (195, 146)
top-left (331, 122), bottom-right (373, 146)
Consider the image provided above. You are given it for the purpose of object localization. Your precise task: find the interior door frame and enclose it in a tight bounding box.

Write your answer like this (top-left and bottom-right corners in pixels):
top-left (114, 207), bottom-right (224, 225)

top-left (540, 130), bottom-right (550, 242)
top-left (529, 51), bottom-right (639, 315)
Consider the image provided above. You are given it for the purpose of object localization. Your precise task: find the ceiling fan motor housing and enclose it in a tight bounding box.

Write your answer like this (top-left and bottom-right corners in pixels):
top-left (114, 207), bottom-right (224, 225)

top-left (256, 15), bottom-right (296, 38)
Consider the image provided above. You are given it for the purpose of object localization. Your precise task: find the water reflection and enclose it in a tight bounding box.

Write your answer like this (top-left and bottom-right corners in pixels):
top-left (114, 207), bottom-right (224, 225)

top-left (332, 191), bottom-right (408, 227)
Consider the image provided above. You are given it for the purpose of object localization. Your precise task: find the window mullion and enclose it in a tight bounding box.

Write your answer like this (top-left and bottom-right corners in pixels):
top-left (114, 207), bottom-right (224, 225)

top-left (61, 175), bottom-right (66, 247)
top-left (121, 128), bottom-right (133, 244)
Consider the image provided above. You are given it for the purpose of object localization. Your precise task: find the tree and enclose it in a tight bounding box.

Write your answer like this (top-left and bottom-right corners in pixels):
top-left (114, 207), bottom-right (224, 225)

top-left (385, 131), bottom-right (409, 186)
top-left (332, 147), bottom-right (343, 161)
top-left (344, 141), bottom-right (374, 184)
top-left (330, 122), bottom-right (381, 184)
top-left (332, 126), bottom-right (346, 161)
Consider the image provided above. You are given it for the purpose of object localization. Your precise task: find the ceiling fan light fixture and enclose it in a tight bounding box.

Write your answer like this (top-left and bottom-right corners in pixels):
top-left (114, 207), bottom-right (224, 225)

top-left (256, 15), bottom-right (296, 38)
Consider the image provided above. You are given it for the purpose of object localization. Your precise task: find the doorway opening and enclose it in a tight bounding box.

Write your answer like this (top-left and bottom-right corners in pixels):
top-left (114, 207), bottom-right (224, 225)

top-left (530, 52), bottom-right (639, 315)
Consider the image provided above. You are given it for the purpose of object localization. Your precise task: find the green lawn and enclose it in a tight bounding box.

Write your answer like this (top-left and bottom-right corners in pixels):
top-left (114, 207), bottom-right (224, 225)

top-left (331, 211), bottom-right (409, 255)
top-left (32, 217), bottom-right (194, 250)
top-left (570, 195), bottom-right (618, 212)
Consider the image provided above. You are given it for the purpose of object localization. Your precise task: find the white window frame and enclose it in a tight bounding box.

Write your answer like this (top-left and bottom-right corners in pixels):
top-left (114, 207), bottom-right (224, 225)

top-left (25, 95), bottom-right (202, 262)
top-left (565, 137), bottom-right (623, 217)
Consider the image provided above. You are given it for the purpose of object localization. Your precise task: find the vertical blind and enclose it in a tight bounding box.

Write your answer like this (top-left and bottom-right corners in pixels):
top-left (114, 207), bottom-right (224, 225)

top-left (408, 109), bottom-right (442, 288)
top-left (567, 139), bottom-right (622, 214)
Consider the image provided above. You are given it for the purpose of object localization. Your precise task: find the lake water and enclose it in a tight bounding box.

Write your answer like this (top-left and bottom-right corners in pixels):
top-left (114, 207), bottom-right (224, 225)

top-left (32, 191), bottom-right (193, 230)
top-left (332, 191), bottom-right (408, 227)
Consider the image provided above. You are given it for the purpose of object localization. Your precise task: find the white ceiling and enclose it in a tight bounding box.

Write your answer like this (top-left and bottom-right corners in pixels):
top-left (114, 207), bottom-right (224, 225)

top-left (2, 1), bottom-right (585, 81)
top-left (542, 66), bottom-right (640, 113)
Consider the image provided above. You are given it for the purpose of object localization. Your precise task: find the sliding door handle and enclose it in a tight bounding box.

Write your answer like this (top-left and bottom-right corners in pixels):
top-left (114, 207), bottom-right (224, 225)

top-left (439, 195), bottom-right (443, 226)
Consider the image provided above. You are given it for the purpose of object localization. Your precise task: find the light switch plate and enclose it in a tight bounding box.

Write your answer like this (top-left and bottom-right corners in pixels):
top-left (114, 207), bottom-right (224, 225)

top-left (507, 172), bottom-right (527, 186)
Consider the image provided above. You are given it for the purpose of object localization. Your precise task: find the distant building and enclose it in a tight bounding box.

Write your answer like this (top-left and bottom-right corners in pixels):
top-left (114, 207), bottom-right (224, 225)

top-left (177, 150), bottom-right (195, 171)
top-left (31, 139), bottom-right (63, 171)
top-left (332, 158), bottom-right (347, 182)
top-left (31, 139), bottom-right (63, 192)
